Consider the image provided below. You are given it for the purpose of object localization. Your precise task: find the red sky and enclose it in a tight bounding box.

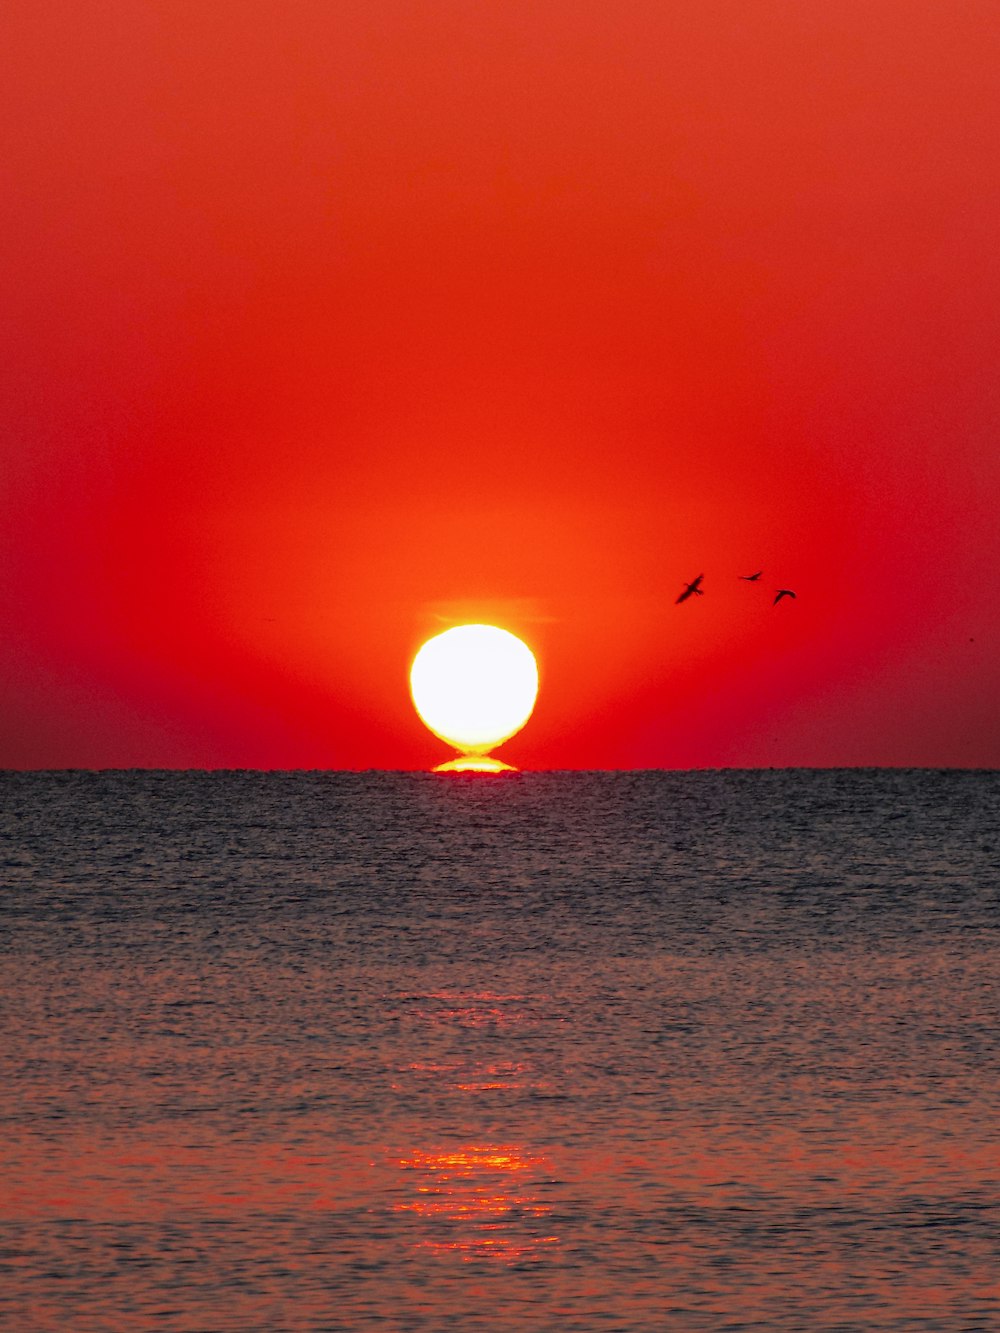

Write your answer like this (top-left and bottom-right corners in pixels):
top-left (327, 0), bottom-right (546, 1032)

top-left (2, 0), bottom-right (998, 769)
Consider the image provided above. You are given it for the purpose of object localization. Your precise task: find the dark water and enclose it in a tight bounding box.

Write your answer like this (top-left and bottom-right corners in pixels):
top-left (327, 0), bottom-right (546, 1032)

top-left (2, 770), bottom-right (999, 1331)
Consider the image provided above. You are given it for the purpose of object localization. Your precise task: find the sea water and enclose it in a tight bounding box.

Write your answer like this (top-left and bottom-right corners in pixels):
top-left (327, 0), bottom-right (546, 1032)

top-left (1, 770), bottom-right (998, 1331)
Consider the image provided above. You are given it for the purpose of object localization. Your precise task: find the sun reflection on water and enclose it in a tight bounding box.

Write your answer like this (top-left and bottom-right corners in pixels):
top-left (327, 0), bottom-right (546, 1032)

top-left (395, 1144), bottom-right (557, 1261)
top-left (395, 989), bottom-right (562, 1030)
top-left (402, 1059), bottom-right (528, 1093)
top-left (390, 989), bottom-right (561, 1260)
top-left (433, 755), bottom-right (516, 773)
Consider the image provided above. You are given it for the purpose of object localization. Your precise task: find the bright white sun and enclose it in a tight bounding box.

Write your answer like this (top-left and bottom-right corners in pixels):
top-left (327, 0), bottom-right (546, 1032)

top-left (410, 624), bottom-right (538, 758)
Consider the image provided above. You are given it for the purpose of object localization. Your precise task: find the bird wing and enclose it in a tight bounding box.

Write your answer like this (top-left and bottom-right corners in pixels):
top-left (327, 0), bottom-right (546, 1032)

top-left (676, 575), bottom-right (703, 603)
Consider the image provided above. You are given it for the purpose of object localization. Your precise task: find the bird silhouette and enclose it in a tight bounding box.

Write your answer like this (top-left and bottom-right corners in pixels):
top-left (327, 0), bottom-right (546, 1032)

top-left (676, 575), bottom-right (704, 604)
top-left (773, 589), bottom-right (796, 605)
top-left (740, 571), bottom-right (763, 581)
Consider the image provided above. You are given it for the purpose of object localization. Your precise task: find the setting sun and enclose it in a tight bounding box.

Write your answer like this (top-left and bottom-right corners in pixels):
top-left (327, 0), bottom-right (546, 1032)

top-left (410, 625), bottom-right (538, 765)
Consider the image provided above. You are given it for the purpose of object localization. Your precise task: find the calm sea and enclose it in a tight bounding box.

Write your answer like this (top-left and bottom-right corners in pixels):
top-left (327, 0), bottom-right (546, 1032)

top-left (2, 771), bottom-right (998, 1331)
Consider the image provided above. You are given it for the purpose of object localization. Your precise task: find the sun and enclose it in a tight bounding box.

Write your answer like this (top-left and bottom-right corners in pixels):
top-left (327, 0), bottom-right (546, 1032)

top-left (410, 625), bottom-right (538, 765)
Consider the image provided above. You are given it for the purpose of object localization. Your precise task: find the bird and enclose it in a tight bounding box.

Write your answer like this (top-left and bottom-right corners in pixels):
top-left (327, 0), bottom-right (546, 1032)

top-left (676, 575), bottom-right (704, 604)
top-left (773, 589), bottom-right (796, 605)
top-left (740, 571), bottom-right (763, 581)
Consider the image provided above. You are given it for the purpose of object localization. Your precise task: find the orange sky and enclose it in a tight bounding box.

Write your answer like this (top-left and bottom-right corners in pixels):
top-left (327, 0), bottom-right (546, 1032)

top-left (2, 0), bottom-right (998, 768)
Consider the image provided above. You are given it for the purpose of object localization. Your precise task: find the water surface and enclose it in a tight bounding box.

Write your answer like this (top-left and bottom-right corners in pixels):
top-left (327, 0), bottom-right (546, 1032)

top-left (2, 771), bottom-right (998, 1329)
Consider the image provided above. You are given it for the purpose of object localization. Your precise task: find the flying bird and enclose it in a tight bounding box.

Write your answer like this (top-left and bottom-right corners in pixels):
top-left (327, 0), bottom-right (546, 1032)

top-left (773, 589), bottom-right (796, 605)
top-left (740, 571), bottom-right (763, 581)
top-left (676, 575), bottom-right (704, 604)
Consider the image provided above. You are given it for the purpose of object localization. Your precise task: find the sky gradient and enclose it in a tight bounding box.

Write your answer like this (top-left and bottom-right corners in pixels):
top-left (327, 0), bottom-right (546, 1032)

top-left (3, 0), bottom-right (998, 769)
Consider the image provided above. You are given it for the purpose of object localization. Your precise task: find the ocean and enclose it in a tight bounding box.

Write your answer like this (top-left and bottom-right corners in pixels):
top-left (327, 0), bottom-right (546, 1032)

top-left (1, 770), bottom-right (998, 1331)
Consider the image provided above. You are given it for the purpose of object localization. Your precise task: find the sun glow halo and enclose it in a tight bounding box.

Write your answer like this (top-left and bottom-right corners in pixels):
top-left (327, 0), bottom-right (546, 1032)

top-left (410, 625), bottom-right (538, 757)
